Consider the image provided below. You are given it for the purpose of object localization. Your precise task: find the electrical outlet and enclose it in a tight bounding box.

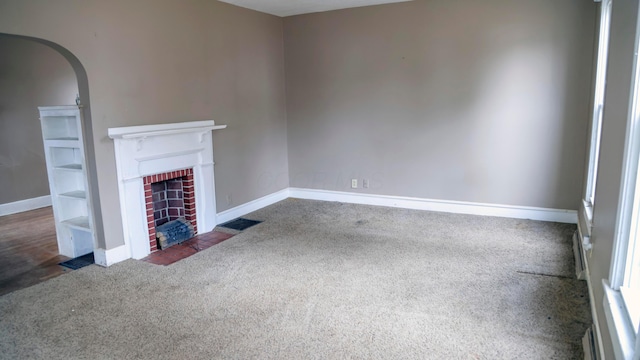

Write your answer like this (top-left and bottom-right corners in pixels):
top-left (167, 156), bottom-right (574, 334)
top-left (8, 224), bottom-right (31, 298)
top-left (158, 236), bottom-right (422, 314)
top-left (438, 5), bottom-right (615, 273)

top-left (226, 194), bottom-right (232, 206)
top-left (351, 179), bottom-right (358, 188)
top-left (363, 179), bottom-right (369, 189)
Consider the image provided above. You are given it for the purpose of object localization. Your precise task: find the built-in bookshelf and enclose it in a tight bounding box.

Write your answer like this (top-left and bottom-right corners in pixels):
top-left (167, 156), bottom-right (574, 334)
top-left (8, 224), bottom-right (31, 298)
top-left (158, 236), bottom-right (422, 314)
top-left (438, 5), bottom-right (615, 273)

top-left (39, 105), bottom-right (95, 258)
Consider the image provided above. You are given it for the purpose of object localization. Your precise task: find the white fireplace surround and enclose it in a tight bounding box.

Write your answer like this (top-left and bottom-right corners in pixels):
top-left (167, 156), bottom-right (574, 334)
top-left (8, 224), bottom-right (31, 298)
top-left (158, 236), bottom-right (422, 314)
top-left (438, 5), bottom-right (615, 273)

top-left (108, 120), bottom-right (226, 262)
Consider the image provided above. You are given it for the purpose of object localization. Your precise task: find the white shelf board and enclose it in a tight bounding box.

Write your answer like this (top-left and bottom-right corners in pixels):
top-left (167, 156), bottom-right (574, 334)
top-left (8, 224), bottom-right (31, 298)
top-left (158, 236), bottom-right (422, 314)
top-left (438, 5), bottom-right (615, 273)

top-left (45, 137), bottom-right (79, 141)
top-left (46, 139), bottom-right (81, 148)
top-left (38, 105), bottom-right (82, 114)
top-left (59, 190), bottom-right (86, 199)
top-left (61, 216), bottom-right (91, 231)
top-left (55, 164), bottom-right (83, 171)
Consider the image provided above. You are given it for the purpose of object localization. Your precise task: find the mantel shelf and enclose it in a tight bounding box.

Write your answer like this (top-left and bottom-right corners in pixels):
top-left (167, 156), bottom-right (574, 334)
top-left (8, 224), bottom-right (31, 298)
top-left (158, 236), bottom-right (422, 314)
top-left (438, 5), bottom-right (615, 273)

top-left (108, 120), bottom-right (226, 140)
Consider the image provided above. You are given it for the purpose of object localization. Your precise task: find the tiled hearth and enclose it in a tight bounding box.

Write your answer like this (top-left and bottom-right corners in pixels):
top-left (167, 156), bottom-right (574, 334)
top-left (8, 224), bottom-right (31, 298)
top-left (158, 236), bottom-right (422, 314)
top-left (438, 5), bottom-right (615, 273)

top-left (142, 230), bottom-right (234, 266)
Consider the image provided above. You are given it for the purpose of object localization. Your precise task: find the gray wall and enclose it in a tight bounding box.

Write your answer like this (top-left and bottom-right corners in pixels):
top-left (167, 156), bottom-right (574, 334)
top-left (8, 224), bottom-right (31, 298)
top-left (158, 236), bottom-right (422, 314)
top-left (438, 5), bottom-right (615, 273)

top-left (584, 0), bottom-right (640, 358)
top-left (284, 0), bottom-right (595, 210)
top-left (0, 0), bottom-right (627, 355)
top-left (0, 36), bottom-right (77, 204)
top-left (0, 0), bottom-right (290, 250)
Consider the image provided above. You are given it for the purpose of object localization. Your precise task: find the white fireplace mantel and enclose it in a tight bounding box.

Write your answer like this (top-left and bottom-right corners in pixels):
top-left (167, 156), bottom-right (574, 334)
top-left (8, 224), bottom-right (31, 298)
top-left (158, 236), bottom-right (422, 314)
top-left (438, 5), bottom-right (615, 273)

top-left (108, 120), bottom-right (227, 139)
top-left (104, 120), bottom-right (226, 265)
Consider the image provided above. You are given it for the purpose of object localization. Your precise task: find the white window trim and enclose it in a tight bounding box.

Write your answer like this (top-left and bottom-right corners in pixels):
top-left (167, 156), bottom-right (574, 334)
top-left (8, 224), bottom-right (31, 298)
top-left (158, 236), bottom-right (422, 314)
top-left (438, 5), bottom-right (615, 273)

top-left (583, 0), bottom-right (614, 231)
top-left (605, 1), bottom-right (640, 358)
top-left (603, 282), bottom-right (639, 360)
top-left (583, 199), bottom-right (595, 238)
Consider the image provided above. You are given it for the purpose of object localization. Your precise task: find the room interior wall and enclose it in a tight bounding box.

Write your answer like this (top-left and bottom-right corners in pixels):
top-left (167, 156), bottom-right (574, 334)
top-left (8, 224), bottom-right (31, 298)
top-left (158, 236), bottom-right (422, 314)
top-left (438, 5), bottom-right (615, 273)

top-left (0, 35), bottom-right (78, 204)
top-left (283, 0), bottom-right (595, 210)
top-left (0, 1), bottom-right (636, 356)
top-left (0, 0), bottom-right (290, 251)
top-left (584, 0), bottom-right (640, 358)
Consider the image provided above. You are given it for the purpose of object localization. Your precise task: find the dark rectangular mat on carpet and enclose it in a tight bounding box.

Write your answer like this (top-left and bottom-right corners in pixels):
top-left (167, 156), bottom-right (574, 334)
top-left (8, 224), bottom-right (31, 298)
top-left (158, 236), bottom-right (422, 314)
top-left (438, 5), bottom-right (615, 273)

top-left (219, 218), bottom-right (262, 231)
top-left (59, 252), bottom-right (95, 270)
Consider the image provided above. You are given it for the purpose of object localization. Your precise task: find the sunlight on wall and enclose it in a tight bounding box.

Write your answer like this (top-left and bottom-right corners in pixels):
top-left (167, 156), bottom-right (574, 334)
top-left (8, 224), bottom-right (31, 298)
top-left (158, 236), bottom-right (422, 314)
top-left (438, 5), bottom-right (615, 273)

top-left (469, 43), bottom-right (567, 205)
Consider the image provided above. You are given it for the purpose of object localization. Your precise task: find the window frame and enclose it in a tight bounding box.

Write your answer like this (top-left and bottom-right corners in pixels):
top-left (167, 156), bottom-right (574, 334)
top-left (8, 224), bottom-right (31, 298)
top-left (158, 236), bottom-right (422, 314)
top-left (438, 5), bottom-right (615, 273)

top-left (604, 1), bottom-right (640, 358)
top-left (584, 0), bottom-right (614, 227)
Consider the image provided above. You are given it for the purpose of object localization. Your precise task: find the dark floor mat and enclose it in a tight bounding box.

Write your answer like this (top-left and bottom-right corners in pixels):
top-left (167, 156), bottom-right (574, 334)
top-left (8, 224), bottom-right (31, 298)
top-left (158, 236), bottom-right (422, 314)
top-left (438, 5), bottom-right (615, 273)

top-left (219, 218), bottom-right (262, 231)
top-left (59, 253), bottom-right (94, 270)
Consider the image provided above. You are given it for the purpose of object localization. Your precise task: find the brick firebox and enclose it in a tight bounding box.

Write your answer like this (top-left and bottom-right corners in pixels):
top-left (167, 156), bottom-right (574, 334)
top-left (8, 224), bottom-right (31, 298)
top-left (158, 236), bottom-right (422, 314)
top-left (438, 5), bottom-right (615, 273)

top-left (143, 168), bottom-right (197, 252)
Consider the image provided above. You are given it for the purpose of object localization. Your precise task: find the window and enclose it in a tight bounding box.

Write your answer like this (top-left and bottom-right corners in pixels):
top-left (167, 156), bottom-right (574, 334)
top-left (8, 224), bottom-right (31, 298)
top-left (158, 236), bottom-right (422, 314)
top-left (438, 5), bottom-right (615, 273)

top-left (614, 156), bottom-right (640, 338)
top-left (584, 0), bottom-right (613, 221)
top-left (604, 2), bottom-right (640, 358)
top-left (622, 177), bottom-right (640, 334)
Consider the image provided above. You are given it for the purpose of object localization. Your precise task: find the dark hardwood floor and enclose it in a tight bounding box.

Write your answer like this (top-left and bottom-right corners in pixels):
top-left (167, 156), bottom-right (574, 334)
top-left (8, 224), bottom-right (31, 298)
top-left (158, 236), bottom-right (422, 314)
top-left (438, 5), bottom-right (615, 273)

top-left (0, 207), bottom-right (237, 295)
top-left (0, 207), bottom-right (70, 296)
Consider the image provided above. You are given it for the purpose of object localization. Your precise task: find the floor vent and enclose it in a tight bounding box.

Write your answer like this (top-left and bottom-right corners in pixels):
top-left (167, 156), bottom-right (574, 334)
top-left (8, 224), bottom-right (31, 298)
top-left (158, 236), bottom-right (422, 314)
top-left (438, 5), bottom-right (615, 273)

top-left (59, 252), bottom-right (95, 270)
top-left (572, 230), bottom-right (587, 280)
top-left (582, 324), bottom-right (600, 360)
top-left (219, 218), bottom-right (262, 231)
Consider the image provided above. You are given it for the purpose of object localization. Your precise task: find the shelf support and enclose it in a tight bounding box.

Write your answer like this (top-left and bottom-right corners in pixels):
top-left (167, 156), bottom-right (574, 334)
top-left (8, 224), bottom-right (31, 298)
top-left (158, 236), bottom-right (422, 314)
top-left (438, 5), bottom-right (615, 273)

top-left (136, 137), bottom-right (147, 151)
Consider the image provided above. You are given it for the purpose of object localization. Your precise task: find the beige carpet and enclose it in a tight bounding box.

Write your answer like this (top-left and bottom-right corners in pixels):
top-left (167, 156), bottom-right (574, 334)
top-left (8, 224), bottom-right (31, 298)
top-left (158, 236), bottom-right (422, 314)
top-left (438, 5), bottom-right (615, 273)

top-left (0, 199), bottom-right (590, 359)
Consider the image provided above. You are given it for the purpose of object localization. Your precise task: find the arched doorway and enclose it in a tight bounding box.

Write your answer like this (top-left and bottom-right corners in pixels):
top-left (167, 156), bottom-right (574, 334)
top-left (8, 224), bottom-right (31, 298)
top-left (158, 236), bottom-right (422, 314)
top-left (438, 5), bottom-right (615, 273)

top-left (0, 34), bottom-right (103, 294)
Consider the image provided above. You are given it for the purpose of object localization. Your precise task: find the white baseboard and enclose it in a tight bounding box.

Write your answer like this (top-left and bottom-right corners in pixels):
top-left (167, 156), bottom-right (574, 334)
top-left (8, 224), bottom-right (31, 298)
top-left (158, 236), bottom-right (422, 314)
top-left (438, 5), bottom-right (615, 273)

top-left (0, 195), bottom-right (52, 216)
top-left (577, 216), bottom-right (606, 360)
top-left (289, 188), bottom-right (578, 224)
top-left (94, 245), bottom-right (130, 267)
top-left (216, 188), bottom-right (290, 224)
top-left (96, 187), bottom-right (579, 267)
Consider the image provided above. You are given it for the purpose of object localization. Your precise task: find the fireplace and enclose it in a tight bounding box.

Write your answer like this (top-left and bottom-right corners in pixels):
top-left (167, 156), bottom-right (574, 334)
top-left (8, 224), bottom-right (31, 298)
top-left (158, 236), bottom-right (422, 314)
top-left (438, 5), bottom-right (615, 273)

top-left (144, 168), bottom-right (197, 252)
top-left (107, 120), bottom-right (226, 263)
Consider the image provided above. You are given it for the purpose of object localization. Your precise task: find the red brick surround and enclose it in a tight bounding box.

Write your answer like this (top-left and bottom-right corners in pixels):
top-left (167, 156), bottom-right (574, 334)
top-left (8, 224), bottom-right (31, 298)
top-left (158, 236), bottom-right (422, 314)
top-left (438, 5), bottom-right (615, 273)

top-left (143, 168), bottom-right (197, 252)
